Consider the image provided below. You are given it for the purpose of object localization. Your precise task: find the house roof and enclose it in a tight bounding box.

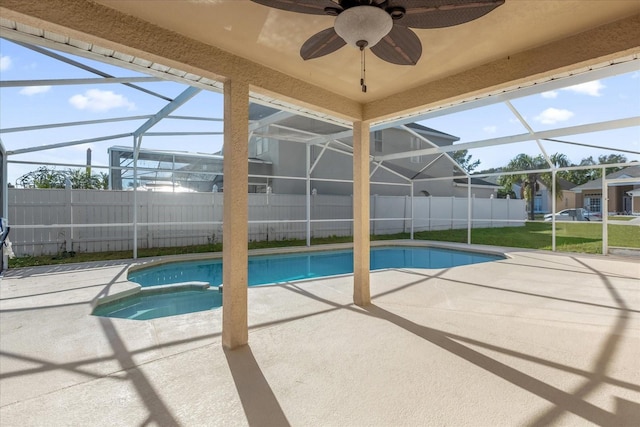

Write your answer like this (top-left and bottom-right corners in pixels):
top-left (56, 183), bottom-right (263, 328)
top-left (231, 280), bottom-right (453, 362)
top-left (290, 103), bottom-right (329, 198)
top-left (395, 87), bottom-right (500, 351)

top-left (405, 123), bottom-right (460, 142)
top-left (572, 165), bottom-right (640, 192)
top-left (558, 178), bottom-right (579, 191)
top-left (453, 178), bottom-right (499, 187)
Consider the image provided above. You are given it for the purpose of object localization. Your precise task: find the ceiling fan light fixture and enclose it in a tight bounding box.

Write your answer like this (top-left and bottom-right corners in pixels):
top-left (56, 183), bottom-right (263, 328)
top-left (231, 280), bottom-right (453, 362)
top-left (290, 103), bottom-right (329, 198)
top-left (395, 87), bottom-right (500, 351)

top-left (334, 6), bottom-right (392, 49)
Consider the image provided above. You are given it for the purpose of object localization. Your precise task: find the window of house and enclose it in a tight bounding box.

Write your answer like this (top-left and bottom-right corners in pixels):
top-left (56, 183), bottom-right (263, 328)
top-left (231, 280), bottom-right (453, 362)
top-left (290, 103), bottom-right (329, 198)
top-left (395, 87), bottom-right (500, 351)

top-left (374, 130), bottom-right (383, 153)
top-left (255, 136), bottom-right (268, 156)
top-left (534, 196), bottom-right (542, 213)
top-left (410, 136), bottom-right (423, 163)
top-left (588, 196), bottom-right (601, 213)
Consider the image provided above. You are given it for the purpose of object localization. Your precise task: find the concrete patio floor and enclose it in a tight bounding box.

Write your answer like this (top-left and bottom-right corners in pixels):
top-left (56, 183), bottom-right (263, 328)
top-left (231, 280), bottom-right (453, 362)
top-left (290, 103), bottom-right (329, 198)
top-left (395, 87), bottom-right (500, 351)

top-left (1, 244), bottom-right (639, 426)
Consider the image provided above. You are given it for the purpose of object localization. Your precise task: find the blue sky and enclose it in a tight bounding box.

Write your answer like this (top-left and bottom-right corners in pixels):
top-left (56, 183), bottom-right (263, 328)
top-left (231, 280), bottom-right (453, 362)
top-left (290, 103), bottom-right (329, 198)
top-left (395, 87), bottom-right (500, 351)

top-left (1, 38), bottom-right (639, 184)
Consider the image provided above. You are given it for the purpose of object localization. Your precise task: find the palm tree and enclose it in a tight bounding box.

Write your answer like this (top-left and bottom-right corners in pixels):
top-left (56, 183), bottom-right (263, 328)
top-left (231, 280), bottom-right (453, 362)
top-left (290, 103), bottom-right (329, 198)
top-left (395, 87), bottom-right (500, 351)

top-left (498, 153), bottom-right (566, 220)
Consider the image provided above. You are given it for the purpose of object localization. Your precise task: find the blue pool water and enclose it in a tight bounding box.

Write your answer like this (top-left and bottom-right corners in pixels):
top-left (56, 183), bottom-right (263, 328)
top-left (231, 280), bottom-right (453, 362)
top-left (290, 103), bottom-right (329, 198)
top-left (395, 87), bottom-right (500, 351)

top-left (94, 246), bottom-right (503, 320)
top-left (93, 289), bottom-right (222, 321)
top-left (128, 246), bottom-right (503, 288)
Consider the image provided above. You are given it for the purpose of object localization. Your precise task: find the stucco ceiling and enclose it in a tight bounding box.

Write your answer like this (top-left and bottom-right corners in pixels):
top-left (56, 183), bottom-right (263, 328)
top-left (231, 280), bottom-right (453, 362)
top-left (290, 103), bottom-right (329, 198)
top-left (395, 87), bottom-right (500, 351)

top-left (94, 1), bottom-right (637, 97)
top-left (1, 0), bottom-right (639, 123)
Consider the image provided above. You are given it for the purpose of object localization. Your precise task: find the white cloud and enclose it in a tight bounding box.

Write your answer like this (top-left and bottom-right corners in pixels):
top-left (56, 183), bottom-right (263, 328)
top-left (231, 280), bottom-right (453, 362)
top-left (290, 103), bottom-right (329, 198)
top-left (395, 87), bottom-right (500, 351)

top-left (561, 80), bottom-right (605, 96)
top-left (69, 89), bottom-right (135, 112)
top-left (483, 125), bottom-right (497, 133)
top-left (19, 86), bottom-right (52, 96)
top-left (541, 90), bottom-right (558, 99)
top-left (534, 108), bottom-right (574, 125)
top-left (0, 55), bottom-right (11, 71)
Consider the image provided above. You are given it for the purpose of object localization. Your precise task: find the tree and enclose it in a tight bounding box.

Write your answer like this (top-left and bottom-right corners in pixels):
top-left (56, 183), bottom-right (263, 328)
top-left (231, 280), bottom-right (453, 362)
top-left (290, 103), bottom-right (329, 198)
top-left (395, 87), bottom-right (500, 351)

top-left (17, 167), bottom-right (108, 190)
top-left (547, 152), bottom-right (570, 181)
top-left (566, 156), bottom-right (597, 186)
top-left (565, 154), bottom-right (629, 185)
top-left (498, 153), bottom-right (565, 220)
top-left (598, 154), bottom-right (627, 175)
top-left (451, 150), bottom-right (480, 173)
top-left (17, 166), bottom-right (66, 188)
top-left (67, 169), bottom-right (108, 190)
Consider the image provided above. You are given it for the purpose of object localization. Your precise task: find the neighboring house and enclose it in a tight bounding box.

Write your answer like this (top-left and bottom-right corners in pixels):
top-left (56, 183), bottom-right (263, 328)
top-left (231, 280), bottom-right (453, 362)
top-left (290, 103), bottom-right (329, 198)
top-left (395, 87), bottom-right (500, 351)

top-left (483, 175), bottom-right (576, 213)
top-left (534, 178), bottom-right (578, 213)
top-left (571, 165), bottom-right (640, 214)
top-left (109, 104), bottom-right (490, 198)
top-left (108, 146), bottom-right (272, 192)
top-left (248, 105), bottom-right (474, 197)
top-left (452, 177), bottom-right (499, 199)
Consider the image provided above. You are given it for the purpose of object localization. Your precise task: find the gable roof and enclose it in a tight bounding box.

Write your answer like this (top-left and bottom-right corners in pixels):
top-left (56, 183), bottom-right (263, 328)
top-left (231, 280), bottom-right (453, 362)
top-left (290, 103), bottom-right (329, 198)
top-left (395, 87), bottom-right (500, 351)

top-left (572, 165), bottom-right (640, 192)
top-left (453, 178), bottom-right (499, 187)
top-left (558, 178), bottom-right (578, 191)
top-left (405, 123), bottom-right (460, 142)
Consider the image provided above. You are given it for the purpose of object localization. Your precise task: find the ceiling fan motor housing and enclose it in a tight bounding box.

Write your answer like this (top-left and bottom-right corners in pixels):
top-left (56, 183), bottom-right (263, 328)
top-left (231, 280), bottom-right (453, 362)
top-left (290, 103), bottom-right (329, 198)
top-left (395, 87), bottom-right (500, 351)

top-left (334, 6), bottom-right (393, 48)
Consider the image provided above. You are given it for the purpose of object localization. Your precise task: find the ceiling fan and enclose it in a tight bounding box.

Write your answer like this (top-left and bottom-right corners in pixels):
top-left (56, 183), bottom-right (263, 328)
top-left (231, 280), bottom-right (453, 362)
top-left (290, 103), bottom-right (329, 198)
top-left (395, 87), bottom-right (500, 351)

top-left (250, 0), bottom-right (505, 92)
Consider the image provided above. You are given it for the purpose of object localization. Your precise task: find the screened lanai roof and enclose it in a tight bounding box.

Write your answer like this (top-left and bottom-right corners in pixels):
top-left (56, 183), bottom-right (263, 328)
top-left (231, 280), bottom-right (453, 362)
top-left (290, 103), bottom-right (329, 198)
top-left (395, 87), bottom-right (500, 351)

top-left (1, 0), bottom-right (638, 174)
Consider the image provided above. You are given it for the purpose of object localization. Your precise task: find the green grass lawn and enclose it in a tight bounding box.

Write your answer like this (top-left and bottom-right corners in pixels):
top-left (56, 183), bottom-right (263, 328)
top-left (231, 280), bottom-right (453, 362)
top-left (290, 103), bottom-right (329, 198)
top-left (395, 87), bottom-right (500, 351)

top-left (413, 222), bottom-right (639, 253)
top-left (608, 216), bottom-right (636, 221)
top-left (7, 222), bottom-right (638, 268)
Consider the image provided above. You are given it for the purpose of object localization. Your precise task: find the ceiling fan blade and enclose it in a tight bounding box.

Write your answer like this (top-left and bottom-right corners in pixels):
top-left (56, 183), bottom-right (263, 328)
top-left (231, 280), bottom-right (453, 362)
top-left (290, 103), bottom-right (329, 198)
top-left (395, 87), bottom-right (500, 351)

top-left (250, 0), bottom-right (341, 15)
top-left (300, 28), bottom-right (347, 60)
top-left (370, 25), bottom-right (422, 65)
top-left (391, 0), bottom-right (505, 29)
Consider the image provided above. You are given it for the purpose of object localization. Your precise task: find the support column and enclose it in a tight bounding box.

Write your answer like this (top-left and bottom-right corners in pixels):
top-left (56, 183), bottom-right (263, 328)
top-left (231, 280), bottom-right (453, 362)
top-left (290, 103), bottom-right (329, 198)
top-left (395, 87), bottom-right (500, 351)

top-left (353, 121), bottom-right (370, 306)
top-left (222, 80), bottom-right (250, 349)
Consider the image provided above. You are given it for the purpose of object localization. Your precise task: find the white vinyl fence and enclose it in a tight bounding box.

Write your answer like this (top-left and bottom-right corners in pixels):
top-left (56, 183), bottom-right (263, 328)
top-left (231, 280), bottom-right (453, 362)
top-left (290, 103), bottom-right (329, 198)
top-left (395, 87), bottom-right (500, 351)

top-left (7, 188), bottom-right (525, 256)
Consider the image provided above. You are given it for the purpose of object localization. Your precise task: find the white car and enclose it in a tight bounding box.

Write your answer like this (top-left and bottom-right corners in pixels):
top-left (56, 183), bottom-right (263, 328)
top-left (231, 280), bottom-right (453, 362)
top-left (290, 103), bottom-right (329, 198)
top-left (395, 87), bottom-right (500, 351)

top-left (544, 208), bottom-right (593, 222)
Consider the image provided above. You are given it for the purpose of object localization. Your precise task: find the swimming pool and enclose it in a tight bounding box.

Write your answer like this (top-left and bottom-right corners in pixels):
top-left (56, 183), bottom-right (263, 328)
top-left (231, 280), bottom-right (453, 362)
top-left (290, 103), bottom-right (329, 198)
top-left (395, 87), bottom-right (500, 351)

top-left (128, 246), bottom-right (503, 288)
top-left (94, 246), bottom-right (503, 320)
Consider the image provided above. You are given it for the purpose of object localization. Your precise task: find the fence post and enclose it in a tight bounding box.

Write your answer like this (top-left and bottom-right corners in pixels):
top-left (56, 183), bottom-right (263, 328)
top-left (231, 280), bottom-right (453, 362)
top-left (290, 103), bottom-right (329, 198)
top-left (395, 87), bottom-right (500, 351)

top-left (372, 194), bottom-right (377, 235)
top-left (267, 193), bottom-right (271, 242)
top-left (451, 196), bottom-right (455, 230)
top-left (403, 194), bottom-right (408, 234)
top-left (65, 181), bottom-right (73, 252)
top-left (147, 190), bottom-right (153, 249)
top-left (410, 186), bottom-right (414, 239)
top-left (490, 195), bottom-right (494, 228)
top-left (428, 195), bottom-right (432, 231)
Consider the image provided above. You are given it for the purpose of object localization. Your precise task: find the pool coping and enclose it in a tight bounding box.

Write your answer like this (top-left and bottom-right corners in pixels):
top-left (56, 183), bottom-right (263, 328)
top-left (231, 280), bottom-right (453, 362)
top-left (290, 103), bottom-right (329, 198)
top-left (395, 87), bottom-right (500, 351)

top-left (92, 240), bottom-right (509, 310)
top-left (126, 239), bottom-right (510, 273)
